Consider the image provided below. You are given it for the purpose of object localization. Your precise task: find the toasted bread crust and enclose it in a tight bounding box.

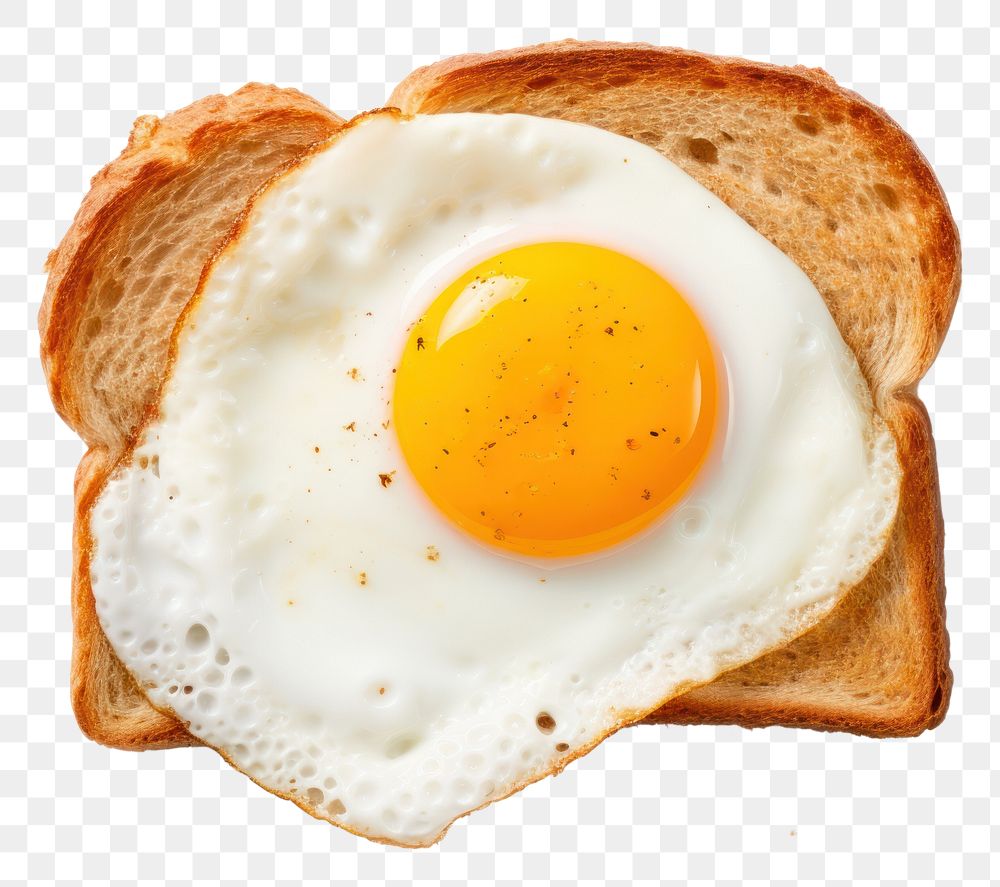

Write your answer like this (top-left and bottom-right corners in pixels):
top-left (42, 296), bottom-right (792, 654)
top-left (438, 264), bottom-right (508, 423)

top-left (45, 44), bottom-right (959, 753)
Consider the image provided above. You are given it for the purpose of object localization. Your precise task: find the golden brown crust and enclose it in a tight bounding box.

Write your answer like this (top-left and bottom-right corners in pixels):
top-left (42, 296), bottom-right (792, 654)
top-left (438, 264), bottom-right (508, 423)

top-left (391, 41), bottom-right (959, 736)
top-left (47, 44), bottom-right (959, 760)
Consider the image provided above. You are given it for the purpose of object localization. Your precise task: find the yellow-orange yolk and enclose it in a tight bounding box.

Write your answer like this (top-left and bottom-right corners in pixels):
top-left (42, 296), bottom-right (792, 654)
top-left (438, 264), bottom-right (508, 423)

top-left (393, 242), bottom-right (718, 558)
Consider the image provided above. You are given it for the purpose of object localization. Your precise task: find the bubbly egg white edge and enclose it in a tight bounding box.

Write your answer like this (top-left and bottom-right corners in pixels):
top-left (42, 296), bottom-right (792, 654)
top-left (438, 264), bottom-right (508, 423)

top-left (88, 111), bottom-right (902, 846)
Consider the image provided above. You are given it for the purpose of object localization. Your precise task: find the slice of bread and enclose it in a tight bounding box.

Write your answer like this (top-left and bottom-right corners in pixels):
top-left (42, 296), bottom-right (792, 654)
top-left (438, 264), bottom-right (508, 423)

top-left (41, 43), bottom-right (959, 751)
top-left (390, 41), bottom-right (960, 737)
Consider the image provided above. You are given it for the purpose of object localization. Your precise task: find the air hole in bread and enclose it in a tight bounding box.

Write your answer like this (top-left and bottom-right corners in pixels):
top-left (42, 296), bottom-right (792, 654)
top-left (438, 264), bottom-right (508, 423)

top-left (793, 114), bottom-right (821, 136)
top-left (525, 73), bottom-right (558, 90)
top-left (686, 137), bottom-right (718, 165)
top-left (873, 182), bottom-right (900, 210)
top-left (555, 742), bottom-right (570, 752)
top-left (765, 180), bottom-right (783, 197)
top-left (306, 787), bottom-right (324, 806)
top-left (535, 712), bottom-right (556, 734)
top-left (718, 130), bottom-right (735, 143)
top-left (918, 252), bottom-right (930, 277)
top-left (825, 217), bottom-right (839, 232)
top-left (700, 75), bottom-right (728, 89)
top-left (931, 684), bottom-right (943, 712)
top-left (606, 72), bottom-right (635, 87)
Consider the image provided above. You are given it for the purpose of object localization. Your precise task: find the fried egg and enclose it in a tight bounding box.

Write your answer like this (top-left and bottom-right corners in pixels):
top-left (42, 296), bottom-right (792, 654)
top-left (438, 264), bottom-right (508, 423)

top-left (89, 111), bottom-right (900, 846)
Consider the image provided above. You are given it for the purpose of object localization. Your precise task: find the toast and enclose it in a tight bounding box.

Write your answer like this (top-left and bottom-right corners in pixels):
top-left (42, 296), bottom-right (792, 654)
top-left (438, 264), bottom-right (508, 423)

top-left (42, 42), bottom-right (959, 752)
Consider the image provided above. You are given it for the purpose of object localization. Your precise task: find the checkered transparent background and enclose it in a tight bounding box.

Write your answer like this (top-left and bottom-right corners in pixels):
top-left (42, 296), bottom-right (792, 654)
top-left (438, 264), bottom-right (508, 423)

top-left (1, 1), bottom-right (996, 884)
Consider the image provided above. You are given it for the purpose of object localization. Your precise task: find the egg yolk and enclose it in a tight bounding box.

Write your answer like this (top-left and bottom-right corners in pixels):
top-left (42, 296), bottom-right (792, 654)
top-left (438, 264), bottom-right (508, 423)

top-left (393, 242), bottom-right (718, 558)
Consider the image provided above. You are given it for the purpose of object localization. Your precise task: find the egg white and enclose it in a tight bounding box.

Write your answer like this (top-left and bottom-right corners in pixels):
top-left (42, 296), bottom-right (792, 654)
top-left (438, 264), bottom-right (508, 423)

top-left (89, 111), bottom-right (900, 845)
